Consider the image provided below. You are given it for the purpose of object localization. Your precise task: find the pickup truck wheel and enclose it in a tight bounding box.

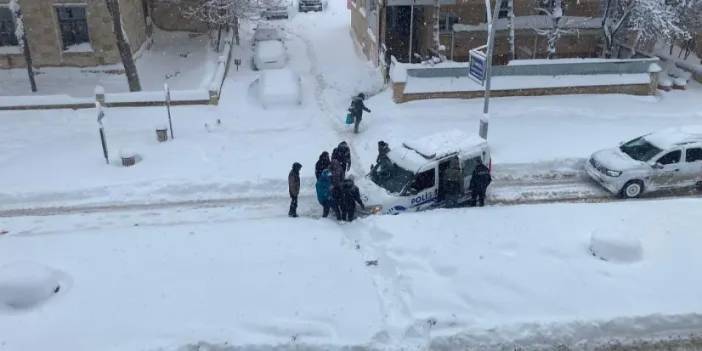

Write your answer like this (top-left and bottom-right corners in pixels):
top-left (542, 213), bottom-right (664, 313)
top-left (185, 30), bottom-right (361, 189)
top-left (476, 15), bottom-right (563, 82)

top-left (621, 180), bottom-right (644, 199)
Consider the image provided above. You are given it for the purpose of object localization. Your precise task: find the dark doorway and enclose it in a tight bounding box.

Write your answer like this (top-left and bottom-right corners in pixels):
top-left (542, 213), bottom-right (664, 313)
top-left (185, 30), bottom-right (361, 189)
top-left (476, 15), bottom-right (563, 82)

top-left (385, 5), bottom-right (422, 63)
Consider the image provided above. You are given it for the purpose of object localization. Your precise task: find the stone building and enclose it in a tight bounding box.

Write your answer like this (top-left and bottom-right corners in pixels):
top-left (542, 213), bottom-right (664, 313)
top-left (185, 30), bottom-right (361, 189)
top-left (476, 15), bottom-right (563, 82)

top-left (0, 0), bottom-right (203, 69)
top-left (351, 0), bottom-right (604, 65)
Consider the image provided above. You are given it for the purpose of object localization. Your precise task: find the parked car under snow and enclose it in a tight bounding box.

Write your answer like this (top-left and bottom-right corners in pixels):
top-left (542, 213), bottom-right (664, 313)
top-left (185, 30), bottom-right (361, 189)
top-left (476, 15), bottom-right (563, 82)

top-left (253, 25), bottom-right (282, 43)
top-left (298, 0), bottom-right (323, 12)
top-left (585, 126), bottom-right (702, 198)
top-left (255, 68), bottom-right (302, 108)
top-left (262, 5), bottom-right (289, 20)
top-left (253, 40), bottom-right (287, 70)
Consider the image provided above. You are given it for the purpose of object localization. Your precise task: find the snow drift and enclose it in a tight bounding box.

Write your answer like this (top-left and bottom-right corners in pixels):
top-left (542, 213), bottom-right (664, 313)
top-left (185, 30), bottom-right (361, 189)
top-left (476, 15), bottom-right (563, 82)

top-left (0, 262), bottom-right (63, 311)
top-left (589, 229), bottom-right (643, 263)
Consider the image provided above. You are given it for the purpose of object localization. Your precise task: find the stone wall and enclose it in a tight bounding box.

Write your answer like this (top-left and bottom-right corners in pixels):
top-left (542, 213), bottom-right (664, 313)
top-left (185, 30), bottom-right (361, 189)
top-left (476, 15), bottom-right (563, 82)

top-left (392, 76), bottom-right (656, 103)
top-left (350, 0), bottom-right (377, 65)
top-left (0, 0), bottom-right (147, 68)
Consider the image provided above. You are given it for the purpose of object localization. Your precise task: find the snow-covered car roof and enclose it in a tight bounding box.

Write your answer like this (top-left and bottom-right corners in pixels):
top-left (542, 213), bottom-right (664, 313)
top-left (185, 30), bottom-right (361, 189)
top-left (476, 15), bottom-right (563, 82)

top-left (254, 40), bottom-right (285, 62)
top-left (253, 26), bottom-right (282, 42)
top-left (403, 130), bottom-right (487, 160)
top-left (388, 131), bottom-right (488, 172)
top-left (259, 68), bottom-right (300, 99)
top-left (644, 125), bottom-right (702, 150)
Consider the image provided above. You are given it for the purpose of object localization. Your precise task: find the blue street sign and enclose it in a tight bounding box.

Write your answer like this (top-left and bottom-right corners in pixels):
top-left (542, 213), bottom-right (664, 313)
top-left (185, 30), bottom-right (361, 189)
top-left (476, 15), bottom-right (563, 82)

top-left (469, 46), bottom-right (487, 85)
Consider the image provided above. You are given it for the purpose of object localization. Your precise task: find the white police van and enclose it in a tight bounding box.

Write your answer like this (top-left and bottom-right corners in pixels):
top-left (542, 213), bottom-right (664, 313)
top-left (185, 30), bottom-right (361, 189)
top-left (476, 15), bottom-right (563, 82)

top-left (360, 131), bottom-right (491, 215)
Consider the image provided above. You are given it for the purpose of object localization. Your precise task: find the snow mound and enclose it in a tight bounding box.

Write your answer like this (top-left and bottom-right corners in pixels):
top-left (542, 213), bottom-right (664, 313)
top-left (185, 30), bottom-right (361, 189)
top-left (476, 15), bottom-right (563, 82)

top-left (0, 262), bottom-right (63, 310)
top-left (589, 229), bottom-right (643, 263)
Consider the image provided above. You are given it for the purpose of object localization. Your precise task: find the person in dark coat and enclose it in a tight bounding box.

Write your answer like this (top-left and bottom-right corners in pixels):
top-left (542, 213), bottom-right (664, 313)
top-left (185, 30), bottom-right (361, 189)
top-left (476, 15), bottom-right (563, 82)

top-left (339, 176), bottom-right (365, 222)
top-left (330, 157), bottom-right (344, 187)
top-left (331, 184), bottom-right (342, 220)
top-left (468, 159), bottom-right (491, 207)
top-left (384, 50), bottom-right (392, 84)
top-left (376, 140), bottom-right (390, 165)
top-left (315, 151), bottom-right (331, 180)
top-left (288, 162), bottom-right (302, 217)
top-left (348, 93), bottom-right (371, 134)
top-left (315, 169), bottom-right (333, 218)
top-left (335, 141), bottom-right (352, 172)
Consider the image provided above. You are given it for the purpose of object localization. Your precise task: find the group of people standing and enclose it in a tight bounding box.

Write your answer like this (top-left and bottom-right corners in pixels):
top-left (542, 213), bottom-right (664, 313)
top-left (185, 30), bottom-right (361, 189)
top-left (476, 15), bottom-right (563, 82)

top-left (314, 141), bottom-right (365, 221)
top-left (287, 141), bottom-right (365, 221)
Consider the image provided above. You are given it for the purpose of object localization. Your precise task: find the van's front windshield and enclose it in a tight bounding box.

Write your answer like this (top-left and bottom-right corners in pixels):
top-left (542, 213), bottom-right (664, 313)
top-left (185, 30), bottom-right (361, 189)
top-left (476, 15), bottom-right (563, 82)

top-left (370, 160), bottom-right (415, 194)
top-left (619, 137), bottom-right (662, 162)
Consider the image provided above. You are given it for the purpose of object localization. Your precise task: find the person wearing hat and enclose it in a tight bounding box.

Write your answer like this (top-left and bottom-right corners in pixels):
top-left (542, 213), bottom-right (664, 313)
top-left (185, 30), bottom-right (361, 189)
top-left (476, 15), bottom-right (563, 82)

top-left (340, 175), bottom-right (365, 222)
top-left (288, 162), bottom-right (302, 217)
top-left (468, 158), bottom-right (491, 207)
top-left (348, 93), bottom-right (371, 134)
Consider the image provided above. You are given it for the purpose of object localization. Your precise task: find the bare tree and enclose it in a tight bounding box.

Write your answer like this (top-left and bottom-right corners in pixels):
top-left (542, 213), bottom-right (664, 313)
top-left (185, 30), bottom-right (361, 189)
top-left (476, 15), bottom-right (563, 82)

top-left (667, 0), bottom-right (702, 58)
top-left (601, 0), bottom-right (689, 57)
top-left (9, 0), bottom-right (36, 92)
top-left (432, 0), bottom-right (441, 56)
top-left (534, 0), bottom-right (565, 59)
top-left (105, 0), bottom-right (142, 92)
top-left (507, 0), bottom-right (515, 61)
top-left (184, 0), bottom-right (271, 49)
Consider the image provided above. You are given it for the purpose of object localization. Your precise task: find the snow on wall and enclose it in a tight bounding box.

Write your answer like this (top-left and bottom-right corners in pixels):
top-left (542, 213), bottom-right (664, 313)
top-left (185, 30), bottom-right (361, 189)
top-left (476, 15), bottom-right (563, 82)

top-left (403, 73), bottom-right (651, 94)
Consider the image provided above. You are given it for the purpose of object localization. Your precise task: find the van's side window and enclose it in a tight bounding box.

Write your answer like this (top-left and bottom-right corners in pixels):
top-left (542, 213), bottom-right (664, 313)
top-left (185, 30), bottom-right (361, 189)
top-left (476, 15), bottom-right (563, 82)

top-left (408, 169), bottom-right (435, 194)
top-left (657, 150), bottom-right (681, 165)
top-left (686, 148), bottom-right (702, 162)
top-left (462, 157), bottom-right (481, 175)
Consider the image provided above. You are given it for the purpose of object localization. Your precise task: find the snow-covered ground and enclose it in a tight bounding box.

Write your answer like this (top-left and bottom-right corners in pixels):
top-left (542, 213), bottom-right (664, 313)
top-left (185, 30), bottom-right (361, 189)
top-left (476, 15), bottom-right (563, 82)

top-left (0, 30), bottom-right (218, 97)
top-left (1, 1), bottom-right (702, 350)
top-left (1, 198), bottom-right (701, 351)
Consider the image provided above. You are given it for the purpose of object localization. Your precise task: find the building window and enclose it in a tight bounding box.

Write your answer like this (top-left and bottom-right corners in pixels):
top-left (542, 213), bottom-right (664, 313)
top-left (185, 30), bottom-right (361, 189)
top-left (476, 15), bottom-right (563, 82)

top-left (498, 1), bottom-right (510, 19)
top-left (56, 6), bottom-right (90, 50)
top-left (439, 12), bottom-right (459, 33)
top-left (0, 7), bottom-right (18, 47)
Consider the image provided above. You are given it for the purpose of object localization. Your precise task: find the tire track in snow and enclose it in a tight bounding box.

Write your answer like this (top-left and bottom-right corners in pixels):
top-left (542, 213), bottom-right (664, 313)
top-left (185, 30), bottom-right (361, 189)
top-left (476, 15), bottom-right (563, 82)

top-left (336, 219), bottom-right (426, 349)
top-left (286, 27), bottom-right (373, 180)
top-left (288, 27), bottom-right (428, 346)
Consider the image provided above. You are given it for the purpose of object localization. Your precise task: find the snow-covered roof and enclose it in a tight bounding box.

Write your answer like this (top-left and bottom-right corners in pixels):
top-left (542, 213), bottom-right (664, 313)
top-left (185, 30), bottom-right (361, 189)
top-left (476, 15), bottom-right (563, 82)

top-left (386, 147), bottom-right (430, 173)
top-left (384, 131), bottom-right (486, 173)
top-left (404, 130), bottom-right (486, 159)
top-left (453, 16), bottom-right (602, 33)
top-left (644, 126), bottom-right (702, 150)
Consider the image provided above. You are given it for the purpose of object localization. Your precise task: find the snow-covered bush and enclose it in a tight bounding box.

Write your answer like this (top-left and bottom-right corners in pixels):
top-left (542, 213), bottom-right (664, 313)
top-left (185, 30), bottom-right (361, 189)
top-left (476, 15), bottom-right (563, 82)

top-left (0, 262), bottom-right (62, 310)
top-left (589, 229), bottom-right (643, 263)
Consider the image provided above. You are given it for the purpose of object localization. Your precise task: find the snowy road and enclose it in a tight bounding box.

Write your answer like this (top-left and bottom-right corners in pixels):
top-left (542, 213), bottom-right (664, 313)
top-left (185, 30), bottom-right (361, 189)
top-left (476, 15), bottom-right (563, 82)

top-left (1, 168), bottom-right (699, 218)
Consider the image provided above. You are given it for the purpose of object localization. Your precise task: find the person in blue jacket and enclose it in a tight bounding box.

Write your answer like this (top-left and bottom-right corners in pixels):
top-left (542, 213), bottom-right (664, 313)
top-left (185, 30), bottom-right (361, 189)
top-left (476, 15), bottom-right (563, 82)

top-left (315, 169), bottom-right (334, 218)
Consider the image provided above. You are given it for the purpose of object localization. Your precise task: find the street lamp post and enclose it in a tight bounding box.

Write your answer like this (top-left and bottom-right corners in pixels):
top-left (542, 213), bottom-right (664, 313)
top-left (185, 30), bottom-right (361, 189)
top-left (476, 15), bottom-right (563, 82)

top-left (164, 83), bottom-right (174, 139)
top-left (479, 0), bottom-right (503, 140)
top-left (96, 102), bottom-right (109, 165)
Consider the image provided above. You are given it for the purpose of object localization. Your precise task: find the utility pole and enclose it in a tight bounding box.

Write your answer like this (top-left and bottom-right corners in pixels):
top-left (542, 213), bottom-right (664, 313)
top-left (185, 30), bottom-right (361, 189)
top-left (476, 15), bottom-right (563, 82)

top-left (408, 2), bottom-right (415, 63)
top-left (479, 0), bottom-right (503, 140)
